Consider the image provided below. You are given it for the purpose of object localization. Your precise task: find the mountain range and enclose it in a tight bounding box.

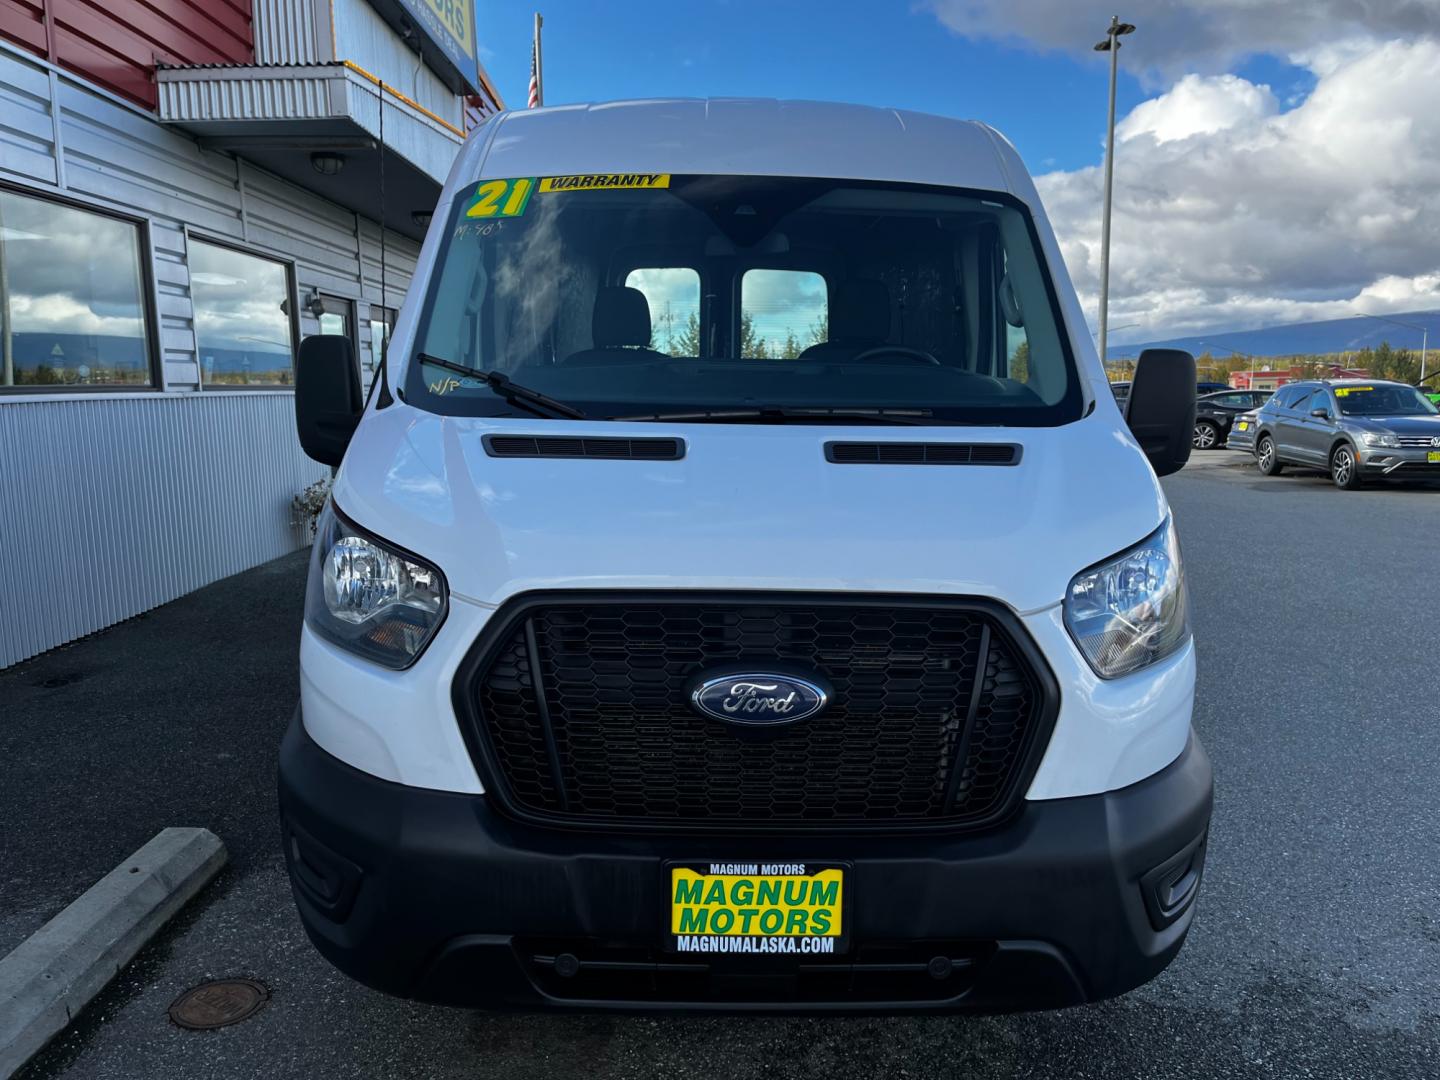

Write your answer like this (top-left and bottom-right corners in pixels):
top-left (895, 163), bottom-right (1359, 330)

top-left (1112, 309), bottom-right (1439, 360)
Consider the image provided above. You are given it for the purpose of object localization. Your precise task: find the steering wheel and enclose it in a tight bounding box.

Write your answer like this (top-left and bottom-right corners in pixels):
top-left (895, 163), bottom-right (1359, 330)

top-left (851, 345), bottom-right (941, 366)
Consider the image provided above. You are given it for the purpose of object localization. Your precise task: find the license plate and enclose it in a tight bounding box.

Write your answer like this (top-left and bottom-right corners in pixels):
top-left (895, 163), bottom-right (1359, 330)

top-left (668, 862), bottom-right (846, 955)
top-left (1235, 421), bottom-right (1249, 431)
top-left (1429, 451), bottom-right (1440, 463)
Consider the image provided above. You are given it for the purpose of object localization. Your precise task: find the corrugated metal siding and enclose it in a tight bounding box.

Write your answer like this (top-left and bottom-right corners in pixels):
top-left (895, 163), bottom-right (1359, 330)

top-left (0, 0), bottom-right (46, 60)
top-left (0, 394), bottom-right (328, 668)
top-left (0, 42), bottom-right (57, 183)
top-left (332, 0), bottom-right (459, 126)
top-left (0, 0), bottom-right (255, 108)
top-left (252, 0), bottom-right (323, 64)
top-left (0, 46), bottom-right (427, 667)
top-left (156, 64), bottom-right (341, 122)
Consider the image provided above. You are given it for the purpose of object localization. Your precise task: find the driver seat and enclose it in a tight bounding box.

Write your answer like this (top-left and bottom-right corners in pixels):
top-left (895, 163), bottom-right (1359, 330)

top-left (797, 279), bottom-right (892, 362)
top-left (564, 286), bottom-right (670, 365)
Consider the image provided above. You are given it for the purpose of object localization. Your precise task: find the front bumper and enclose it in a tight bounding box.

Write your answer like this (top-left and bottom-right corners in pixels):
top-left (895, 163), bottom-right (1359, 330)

top-left (279, 709), bottom-right (1212, 1012)
top-left (1355, 445), bottom-right (1440, 477)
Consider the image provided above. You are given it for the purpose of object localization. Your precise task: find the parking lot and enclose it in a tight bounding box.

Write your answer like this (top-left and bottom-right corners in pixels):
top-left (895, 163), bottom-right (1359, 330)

top-left (3, 449), bottom-right (1438, 1080)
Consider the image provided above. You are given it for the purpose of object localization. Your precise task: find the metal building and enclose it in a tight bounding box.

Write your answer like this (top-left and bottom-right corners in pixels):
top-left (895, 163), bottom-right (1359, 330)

top-left (0, 0), bottom-right (500, 667)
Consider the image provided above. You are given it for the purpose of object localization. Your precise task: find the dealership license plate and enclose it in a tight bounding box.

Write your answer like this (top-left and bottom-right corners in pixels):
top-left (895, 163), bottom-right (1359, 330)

top-left (1235, 421), bottom-right (1250, 431)
top-left (668, 862), bottom-right (847, 955)
top-left (1429, 451), bottom-right (1440, 463)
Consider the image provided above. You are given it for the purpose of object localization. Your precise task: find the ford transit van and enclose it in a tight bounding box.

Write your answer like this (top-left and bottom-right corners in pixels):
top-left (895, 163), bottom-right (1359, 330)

top-left (282, 98), bottom-right (1209, 1011)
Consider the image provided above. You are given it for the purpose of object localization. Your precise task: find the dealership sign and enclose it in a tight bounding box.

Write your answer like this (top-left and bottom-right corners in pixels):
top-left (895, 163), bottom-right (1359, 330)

top-left (391, 0), bottom-right (481, 95)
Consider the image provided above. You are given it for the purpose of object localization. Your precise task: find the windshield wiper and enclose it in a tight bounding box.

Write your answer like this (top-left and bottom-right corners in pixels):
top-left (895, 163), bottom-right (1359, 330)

top-left (415, 353), bottom-right (586, 420)
top-left (612, 407), bottom-right (960, 426)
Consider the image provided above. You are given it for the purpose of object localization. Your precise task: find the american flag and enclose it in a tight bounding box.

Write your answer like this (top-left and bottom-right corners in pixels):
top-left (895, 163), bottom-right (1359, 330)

top-left (527, 33), bottom-right (541, 108)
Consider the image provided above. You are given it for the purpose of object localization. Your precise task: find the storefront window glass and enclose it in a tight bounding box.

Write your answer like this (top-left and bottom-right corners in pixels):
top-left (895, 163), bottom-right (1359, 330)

top-left (191, 240), bottom-right (294, 386)
top-left (0, 190), bottom-right (152, 388)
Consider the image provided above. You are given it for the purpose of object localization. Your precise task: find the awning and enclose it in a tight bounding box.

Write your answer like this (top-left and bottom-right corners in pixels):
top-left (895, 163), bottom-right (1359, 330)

top-left (157, 63), bottom-right (468, 240)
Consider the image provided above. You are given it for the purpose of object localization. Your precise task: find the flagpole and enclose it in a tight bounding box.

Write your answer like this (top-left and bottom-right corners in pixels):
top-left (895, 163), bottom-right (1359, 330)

top-left (534, 13), bottom-right (544, 107)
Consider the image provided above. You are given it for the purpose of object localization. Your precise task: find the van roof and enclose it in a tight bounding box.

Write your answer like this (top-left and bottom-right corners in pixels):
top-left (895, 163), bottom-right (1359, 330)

top-left (474, 98), bottom-right (1023, 200)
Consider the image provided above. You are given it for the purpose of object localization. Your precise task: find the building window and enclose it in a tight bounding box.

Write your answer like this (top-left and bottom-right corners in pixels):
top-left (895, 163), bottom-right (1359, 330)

top-left (190, 239), bottom-right (295, 387)
top-left (311, 294), bottom-right (354, 346)
top-left (739, 269), bottom-right (827, 358)
top-left (624, 268), bottom-right (700, 356)
top-left (367, 306), bottom-right (397, 376)
top-left (0, 189), bottom-right (153, 389)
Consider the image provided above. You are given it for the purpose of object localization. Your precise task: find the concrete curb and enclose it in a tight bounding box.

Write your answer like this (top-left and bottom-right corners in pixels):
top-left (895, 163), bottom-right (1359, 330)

top-left (0, 827), bottom-right (228, 1079)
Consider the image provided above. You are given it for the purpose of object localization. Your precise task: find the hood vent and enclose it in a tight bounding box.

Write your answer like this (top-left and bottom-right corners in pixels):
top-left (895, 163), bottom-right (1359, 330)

top-left (483, 435), bottom-right (685, 460)
top-left (825, 442), bottom-right (1021, 466)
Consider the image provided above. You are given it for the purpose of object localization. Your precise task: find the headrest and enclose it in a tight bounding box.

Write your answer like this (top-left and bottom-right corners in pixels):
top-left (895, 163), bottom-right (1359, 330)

top-left (592, 286), bottom-right (652, 348)
top-left (829, 279), bottom-right (891, 343)
top-left (999, 274), bottom-right (1025, 327)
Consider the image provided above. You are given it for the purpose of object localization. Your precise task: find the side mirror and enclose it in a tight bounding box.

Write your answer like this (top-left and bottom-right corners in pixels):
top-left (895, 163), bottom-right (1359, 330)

top-left (1310, 408), bottom-right (1329, 419)
top-left (295, 335), bottom-right (362, 466)
top-left (1124, 348), bottom-right (1196, 477)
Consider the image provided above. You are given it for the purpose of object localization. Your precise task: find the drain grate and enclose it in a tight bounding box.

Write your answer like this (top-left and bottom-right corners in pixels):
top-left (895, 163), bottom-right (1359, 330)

top-left (168, 979), bottom-right (269, 1030)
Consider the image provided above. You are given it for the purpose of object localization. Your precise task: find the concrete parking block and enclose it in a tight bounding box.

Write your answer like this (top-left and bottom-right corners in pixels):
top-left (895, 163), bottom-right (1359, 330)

top-left (0, 828), bottom-right (227, 1079)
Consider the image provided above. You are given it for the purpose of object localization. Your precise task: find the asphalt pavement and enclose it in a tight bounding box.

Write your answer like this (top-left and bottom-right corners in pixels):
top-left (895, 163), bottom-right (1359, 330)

top-left (2, 450), bottom-right (1438, 1079)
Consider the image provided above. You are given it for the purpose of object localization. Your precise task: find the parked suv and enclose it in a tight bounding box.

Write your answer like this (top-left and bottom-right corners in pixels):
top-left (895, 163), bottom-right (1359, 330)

top-left (1193, 389), bottom-right (1271, 449)
top-left (1252, 379), bottom-right (1440, 488)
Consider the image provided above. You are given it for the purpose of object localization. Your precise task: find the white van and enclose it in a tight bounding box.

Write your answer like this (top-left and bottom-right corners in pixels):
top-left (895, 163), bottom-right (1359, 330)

top-left (283, 98), bottom-right (1208, 1011)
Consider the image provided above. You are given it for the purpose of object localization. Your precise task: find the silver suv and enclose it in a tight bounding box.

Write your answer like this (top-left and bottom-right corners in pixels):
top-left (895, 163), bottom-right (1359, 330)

top-left (1252, 379), bottom-right (1440, 489)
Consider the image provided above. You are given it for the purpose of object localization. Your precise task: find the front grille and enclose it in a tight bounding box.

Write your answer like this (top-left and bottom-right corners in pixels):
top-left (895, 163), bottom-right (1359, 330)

top-left (1397, 436), bottom-right (1440, 448)
top-left (456, 595), bottom-right (1053, 831)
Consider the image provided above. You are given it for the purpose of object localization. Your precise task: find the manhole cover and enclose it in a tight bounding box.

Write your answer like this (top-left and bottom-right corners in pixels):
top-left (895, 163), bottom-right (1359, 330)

top-left (168, 979), bottom-right (269, 1030)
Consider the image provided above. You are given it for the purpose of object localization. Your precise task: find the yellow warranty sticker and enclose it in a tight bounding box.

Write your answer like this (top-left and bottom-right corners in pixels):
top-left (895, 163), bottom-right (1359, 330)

top-left (465, 178), bottom-right (535, 219)
top-left (539, 173), bottom-right (671, 193)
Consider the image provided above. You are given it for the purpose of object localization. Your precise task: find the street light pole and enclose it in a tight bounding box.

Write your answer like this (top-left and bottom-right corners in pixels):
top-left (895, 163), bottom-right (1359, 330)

top-left (1354, 311), bottom-right (1430, 383)
top-left (1094, 16), bottom-right (1135, 370)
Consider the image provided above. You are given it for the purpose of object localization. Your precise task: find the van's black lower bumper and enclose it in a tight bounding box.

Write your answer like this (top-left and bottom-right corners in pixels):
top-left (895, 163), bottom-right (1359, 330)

top-left (278, 710), bottom-right (1212, 1012)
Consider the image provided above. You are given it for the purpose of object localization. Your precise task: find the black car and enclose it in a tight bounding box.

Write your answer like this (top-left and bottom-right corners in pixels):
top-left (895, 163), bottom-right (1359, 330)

top-left (1193, 389), bottom-right (1272, 449)
top-left (1112, 381), bottom-right (1237, 418)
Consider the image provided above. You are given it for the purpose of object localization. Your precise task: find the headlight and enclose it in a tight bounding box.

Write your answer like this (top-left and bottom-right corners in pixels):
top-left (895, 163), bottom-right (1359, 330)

top-left (1359, 432), bottom-right (1399, 448)
top-left (305, 504), bottom-right (447, 669)
top-left (1064, 517), bottom-right (1190, 679)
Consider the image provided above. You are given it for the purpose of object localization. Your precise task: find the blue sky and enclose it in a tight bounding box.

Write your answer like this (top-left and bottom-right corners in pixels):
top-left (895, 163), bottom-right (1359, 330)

top-left (479, 2), bottom-right (1140, 173)
top-left (478, 3), bottom-right (1318, 175)
top-left (473, 3), bottom-right (1440, 342)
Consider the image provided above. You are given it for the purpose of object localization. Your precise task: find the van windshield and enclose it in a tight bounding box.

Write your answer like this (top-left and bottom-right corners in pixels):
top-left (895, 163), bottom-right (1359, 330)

top-left (406, 174), bottom-right (1082, 425)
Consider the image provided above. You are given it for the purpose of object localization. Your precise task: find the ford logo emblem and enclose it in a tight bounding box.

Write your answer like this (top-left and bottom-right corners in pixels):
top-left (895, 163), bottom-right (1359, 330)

top-left (689, 672), bottom-right (829, 728)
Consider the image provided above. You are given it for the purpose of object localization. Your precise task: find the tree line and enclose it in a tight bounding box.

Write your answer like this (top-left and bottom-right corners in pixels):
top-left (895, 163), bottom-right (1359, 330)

top-left (1106, 341), bottom-right (1431, 387)
top-left (650, 310), bottom-right (830, 359)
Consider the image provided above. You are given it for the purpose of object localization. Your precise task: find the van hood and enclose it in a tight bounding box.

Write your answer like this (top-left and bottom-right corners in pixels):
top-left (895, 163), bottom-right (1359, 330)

top-left (333, 404), bottom-right (1168, 614)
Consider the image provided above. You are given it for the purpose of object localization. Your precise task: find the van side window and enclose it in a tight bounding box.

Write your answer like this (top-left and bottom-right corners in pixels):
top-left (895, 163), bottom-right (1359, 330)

top-left (740, 270), bottom-right (827, 358)
top-left (623, 268), bottom-right (701, 356)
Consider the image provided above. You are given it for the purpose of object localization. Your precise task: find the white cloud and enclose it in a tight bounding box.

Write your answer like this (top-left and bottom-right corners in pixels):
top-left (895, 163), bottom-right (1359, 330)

top-left (9, 293), bottom-right (143, 338)
top-left (1033, 37), bottom-right (1440, 341)
top-left (924, 0), bottom-right (1440, 76)
top-left (1116, 74), bottom-right (1276, 144)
